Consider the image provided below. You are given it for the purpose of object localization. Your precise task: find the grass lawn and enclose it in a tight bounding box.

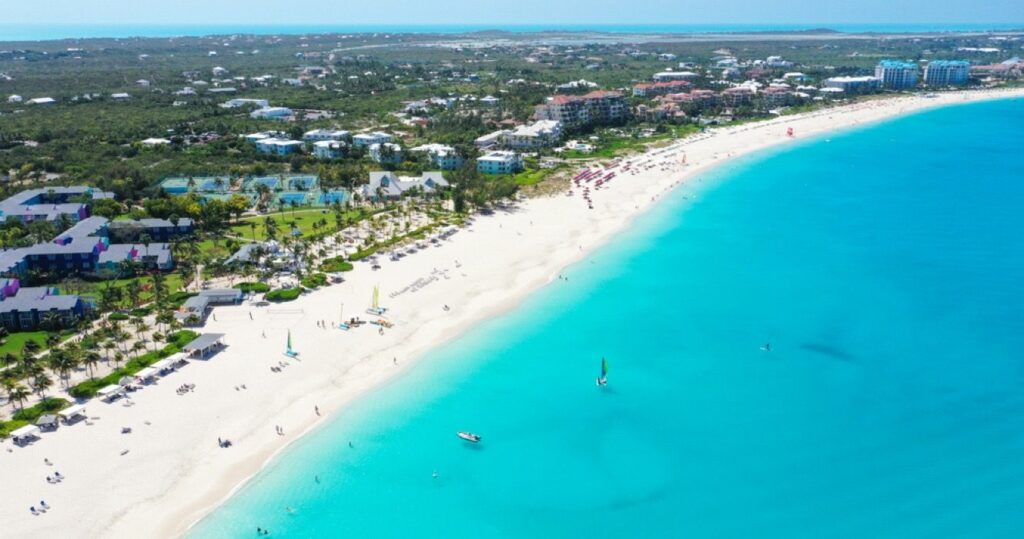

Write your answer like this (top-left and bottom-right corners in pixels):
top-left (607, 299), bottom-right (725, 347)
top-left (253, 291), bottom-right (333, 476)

top-left (0, 331), bottom-right (51, 359)
top-left (512, 167), bottom-right (560, 186)
top-left (61, 273), bottom-right (186, 305)
top-left (230, 208), bottom-right (366, 241)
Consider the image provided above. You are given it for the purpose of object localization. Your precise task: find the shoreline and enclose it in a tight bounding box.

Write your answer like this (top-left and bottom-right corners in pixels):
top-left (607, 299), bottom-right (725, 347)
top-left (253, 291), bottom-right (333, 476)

top-left (2, 88), bottom-right (1022, 538)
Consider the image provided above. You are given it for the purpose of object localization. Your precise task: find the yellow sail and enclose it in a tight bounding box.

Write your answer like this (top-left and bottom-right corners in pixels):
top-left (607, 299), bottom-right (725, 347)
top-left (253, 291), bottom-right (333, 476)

top-left (372, 285), bottom-right (380, 309)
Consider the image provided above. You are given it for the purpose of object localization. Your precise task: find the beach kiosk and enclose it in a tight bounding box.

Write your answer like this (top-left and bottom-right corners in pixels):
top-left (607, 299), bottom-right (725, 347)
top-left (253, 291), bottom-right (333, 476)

top-left (11, 424), bottom-right (41, 445)
top-left (58, 404), bottom-right (86, 425)
top-left (98, 384), bottom-right (125, 402)
top-left (182, 333), bottom-right (226, 359)
top-left (151, 358), bottom-right (175, 375)
top-left (36, 414), bottom-right (59, 431)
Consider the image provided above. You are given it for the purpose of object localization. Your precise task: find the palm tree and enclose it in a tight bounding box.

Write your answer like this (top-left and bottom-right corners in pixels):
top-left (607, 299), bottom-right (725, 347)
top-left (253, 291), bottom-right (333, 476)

top-left (47, 348), bottom-right (78, 388)
top-left (81, 350), bottom-right (101, 379)
top-left (29, 367), bottom-right (53, 399)
top-left (1, 352), bottom-right (17, 372)
top-left (263, 216), bottom-right (279, 241)
top-left (249, 222), bottom-right (258, 241)
top-left (5, 382), bottom-right (30, 411)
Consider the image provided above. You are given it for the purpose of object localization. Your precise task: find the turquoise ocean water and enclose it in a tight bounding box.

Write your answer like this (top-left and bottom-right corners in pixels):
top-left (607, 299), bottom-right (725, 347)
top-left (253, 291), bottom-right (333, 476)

top-left (192, 98), bottom-right (1024, 538)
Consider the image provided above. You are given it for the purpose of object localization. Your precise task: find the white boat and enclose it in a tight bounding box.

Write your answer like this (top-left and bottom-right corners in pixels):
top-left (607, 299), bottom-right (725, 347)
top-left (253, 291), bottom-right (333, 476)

top-left (457, 431), bottom-right (481, 443)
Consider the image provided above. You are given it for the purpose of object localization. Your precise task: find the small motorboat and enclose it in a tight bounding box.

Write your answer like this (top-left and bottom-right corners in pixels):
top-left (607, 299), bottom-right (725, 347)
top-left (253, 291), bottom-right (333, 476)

top-left (457, 431), bottom-right (481, 443)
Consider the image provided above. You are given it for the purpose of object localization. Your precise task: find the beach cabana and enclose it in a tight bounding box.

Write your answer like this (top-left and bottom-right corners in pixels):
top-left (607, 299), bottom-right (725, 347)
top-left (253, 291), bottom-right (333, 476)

top-left (151, 359), bottom-right (174, 373)
top-left (182, 333), bottom-right (227, 359)
top-left (98, 384), bottom-right (125, 402)
top-left (58, 404), bottom-right (86, 424)
top-left (136, 366), bottom-right (159, 382)
top-left (11, 424), bottom-right (41, 445)
top-left (36, 414), bottom-right (59, 431)
top-left (167, 352), bottom-right (189, 368)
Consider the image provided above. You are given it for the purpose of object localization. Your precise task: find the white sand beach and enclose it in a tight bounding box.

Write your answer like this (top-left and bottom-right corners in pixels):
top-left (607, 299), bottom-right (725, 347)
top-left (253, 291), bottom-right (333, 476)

top-left (3, 87), bottom-right (1022, 538)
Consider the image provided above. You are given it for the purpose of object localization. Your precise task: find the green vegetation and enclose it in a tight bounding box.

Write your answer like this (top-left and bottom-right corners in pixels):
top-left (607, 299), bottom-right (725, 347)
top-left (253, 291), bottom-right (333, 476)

top-left (265, 288), bottom-right (302, 302)
top-left (320, 257), bottom-right (354, 273)
top-left (300, 273), bottom-right (328, 289)
top-left (68, 330), bottom-right (198, 399)
top-left (234, 282), bottom-right (271, 293)
top-left (0, 397), bottom-right (70, 438)
top-left (0, 331), bottom-right (50, 360)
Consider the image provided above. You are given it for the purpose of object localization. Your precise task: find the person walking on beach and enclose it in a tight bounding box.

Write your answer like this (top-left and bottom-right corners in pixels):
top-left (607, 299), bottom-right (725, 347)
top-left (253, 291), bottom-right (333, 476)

top-left (315, 406), bottom-right (320, 416)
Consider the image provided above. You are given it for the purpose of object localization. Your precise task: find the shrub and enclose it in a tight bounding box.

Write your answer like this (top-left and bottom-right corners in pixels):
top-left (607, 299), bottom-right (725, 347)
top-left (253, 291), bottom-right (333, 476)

top-left (68, 330), bottom-right (198, 399)
top-left (11, 397), bottom-right (69, 422)
top-left (300, 273), bottom-right (327, 289)
top-left (108, 312), bottom-right (130, 321)
top-left (320, 257), bottom-right (354, 273)
top-left (235, 282), bottom-right (271, 293)
top-left (265, 288), bottom-right (301, 302)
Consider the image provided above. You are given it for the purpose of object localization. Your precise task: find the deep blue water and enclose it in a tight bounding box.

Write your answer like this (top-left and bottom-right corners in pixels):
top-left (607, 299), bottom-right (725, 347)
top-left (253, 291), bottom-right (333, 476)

top-left (1, 23), bottom-right (1023, 42)
top-left (192, 98), bottom-right (1024, 538)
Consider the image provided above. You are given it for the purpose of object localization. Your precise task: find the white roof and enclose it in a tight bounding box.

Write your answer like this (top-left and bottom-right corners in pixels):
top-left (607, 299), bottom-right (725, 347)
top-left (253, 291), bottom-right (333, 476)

top-left (98, 384), bottom-right (124, 396)
top-left (137, 367), bottom-right (159, 379)
top-left (11, 424), bottom-right (40, 437)
top-left (58, 404), bottom-right (86, 418)
top-left (151, 359), bottom-right (174, 370)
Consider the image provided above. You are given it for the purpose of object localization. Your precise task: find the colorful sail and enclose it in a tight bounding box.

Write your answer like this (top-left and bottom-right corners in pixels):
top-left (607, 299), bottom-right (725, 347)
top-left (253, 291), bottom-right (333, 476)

top-left (372, 285), bottom-right (380, 310)
top-left (601, 357), bottom-right (608, 378)
top-left (287, 330), bottom-right (293, 353)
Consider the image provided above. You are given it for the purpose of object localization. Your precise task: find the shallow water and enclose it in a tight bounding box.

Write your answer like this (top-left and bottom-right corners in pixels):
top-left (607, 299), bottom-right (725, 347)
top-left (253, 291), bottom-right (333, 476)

top-left (192, 97), bottom-right (1024, 538)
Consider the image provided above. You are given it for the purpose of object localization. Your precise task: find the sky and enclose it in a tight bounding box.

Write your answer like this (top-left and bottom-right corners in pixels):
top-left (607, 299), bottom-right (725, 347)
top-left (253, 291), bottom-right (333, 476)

top-left (2, 0), bottom-right (1023, 26)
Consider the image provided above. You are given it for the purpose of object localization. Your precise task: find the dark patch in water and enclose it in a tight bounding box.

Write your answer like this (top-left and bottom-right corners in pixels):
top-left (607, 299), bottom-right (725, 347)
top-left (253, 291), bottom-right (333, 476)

top-left (799, 342), bottom-right (856, 362)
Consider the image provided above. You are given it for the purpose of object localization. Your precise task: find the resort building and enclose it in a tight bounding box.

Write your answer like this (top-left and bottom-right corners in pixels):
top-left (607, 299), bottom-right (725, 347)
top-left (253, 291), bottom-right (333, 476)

top-left (875, 60), bottom-right (920, 90)
top-left (352, 132), bottom-right (393, 148)
top-left (719, 86), bottom-right (756, 105)
top-left (302, 129), bottom-right (350, 142)
top-left (474, 130), bottom-right (508, 149)
top-left (221, 98), bottom-right (270, 109)
top-left (662, 89), bottom-right (719, 106)
top-left (632, 81), bottom-right (692, 97)
top-left (477, 151), bottom-right (524, 175)
top-left (176, 289), bottom-right (244, 325)
top-left (0, 186), bottom-right (114, 223)
top-left (479, 95), bottom-right (500, 107)
top-left (361, 171), bottom-right (449, 200)
top-left (533, 91), bottom-right (628, 129)
top-left (255, 138), bottom-right (304, 155)
top-left (312, 140), bottom-right (346, 160)
top-left (0, 215), bottom-right (179, 280)
top-left (923, 60), bottom-right (971, 86)
top-left (503, 120), bottom-right (563, 150)
top-left (653, 71), bottom-right (698, 82)
top-left (368, 142), bottom-right (403, 164)
top-left (250, 106), bottom-right (293, 120)
top-left (28, 97), bottom-right (56, 106)
top-left (824, 76), bottom-right (881, 94)
top-left (409, 144), bottom-right (465, 170)
top-left (0, 280), bottom-right (89, 331)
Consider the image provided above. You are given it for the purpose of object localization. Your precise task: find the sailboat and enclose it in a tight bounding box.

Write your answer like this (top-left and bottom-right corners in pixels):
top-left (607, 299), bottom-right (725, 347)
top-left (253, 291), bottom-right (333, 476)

top-left (338, 302), bottom-right (350, 331)
top-left (596, 357), bottom-right (608, 387)
top-left (285, 330), bottom-right (299, 357)
top-left (366, 285), bottom-right (387, 316)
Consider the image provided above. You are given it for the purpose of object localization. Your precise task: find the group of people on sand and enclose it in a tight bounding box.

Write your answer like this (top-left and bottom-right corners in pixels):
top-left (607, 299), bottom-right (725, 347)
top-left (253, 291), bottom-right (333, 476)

top-left (176, 383), bottom-right (196, 395)
top-left (217, 437), bottom-right (233, 448)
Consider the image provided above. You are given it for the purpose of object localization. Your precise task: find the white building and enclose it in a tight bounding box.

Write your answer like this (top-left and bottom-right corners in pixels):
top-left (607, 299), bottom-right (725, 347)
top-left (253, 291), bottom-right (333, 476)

top-left (410, 144), bottom-right (464, 170)
top-left (503, 120), bottom-right (563, 150)
top-left (875, 60), bottom-right (919, 90)
top-left (361, 171), bottom-right (449, 200)
top-left (141, 137), bottom-right (171, 146)
top-left (352, 132), bottom-right (392, 148)
top-left (111, 93), bottom-right (131, 101)
top-left (368, 142), bottom-right (403, 164)
top-left (212, 66), bottom-right (229, 76)
top-left (474, 130), bottom-right (508, 149)
top-left (7, 95), bottom-right (23, 104)
top-left (303, 129), bottom-right (350, 142)
top-left (28, 97), bottom-right (56, 105)
top-left (221, 98), bottom-right (269, 109)
top-left (823, 76), bottom-right (881, 94)
top-left (479, 95), bottom-right (500, 107)
top-left (255, 139), bottom-right (303, 155)
top-left (250, 107), bottom-right (293, 120)
top-left (312, 140), bottom-right (346, 160)
top-left (477, 151), bottom-right (523, 175)
top-left (653, 71), bottom-right (698, 82)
